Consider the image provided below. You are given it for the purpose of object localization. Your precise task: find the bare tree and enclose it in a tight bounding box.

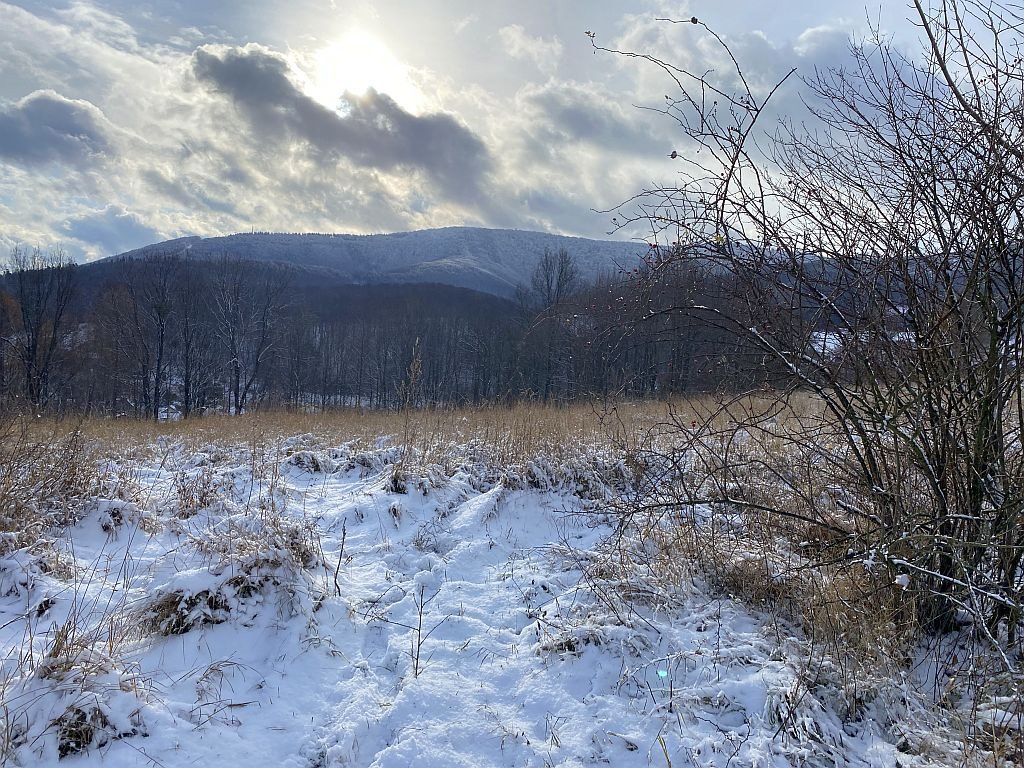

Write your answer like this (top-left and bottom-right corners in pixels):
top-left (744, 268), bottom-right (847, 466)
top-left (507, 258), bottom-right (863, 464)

top-left (594, 2), bottom-right (1024, 639)
top-left (520, 248), bottom-right (581, 401)
top-left (95, 255), bottom-right (182, 420)
top-left (530, 247), bottom-right (579, 310)
top-left (174, 262), bottom-right (217, 418)
top-left (2, 246), bottom-right (76, 413)
top-left (211, 255), bottom-right (290, 414)
top-left (135, 254), bottom-right (177, 421)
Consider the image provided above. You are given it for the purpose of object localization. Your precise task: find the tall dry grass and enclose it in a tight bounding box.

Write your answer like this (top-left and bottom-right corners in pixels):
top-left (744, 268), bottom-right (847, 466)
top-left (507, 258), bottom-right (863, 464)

top-left (0, 415), bottom-right (95, 556)
top-left (36, 400), bottom-right (679, 462)
top-left (584, 389), bottom-right (1022, 764)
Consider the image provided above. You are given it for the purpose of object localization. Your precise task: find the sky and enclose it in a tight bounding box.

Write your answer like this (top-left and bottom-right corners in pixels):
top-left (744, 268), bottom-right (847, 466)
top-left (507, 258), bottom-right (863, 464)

top-left (0, 1), bottom-right (915, 261)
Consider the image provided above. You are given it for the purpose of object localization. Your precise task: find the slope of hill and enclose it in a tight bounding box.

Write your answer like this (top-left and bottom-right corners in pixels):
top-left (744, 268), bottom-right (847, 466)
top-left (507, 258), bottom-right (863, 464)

top-left (110, 227), bottom-right (644, 297)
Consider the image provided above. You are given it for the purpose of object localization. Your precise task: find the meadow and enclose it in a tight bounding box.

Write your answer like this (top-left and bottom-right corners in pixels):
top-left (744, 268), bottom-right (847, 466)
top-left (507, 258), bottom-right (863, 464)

top-left (0, 398), bottom-right (1017, 766)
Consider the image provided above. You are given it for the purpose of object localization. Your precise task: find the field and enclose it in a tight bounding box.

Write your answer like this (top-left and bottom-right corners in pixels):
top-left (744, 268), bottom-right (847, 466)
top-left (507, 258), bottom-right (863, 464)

top-left (0, 400), bottom-right (1017, 766)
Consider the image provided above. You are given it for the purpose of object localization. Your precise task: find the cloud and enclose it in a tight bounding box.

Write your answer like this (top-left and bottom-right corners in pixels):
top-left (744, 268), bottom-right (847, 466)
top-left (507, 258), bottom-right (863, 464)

top-left (794, 25), bottom-right (850, 59)
top-left (0, 1), bottom-right (891, 253)
top-left (191, 43), bottom-right (492, 202)
top-left (0, 90), bottom-right (111, 166)
top-left (498, 25), bottom-right (563, 74)
top-left (52, 1), bottom-right (141, 50)
top-left (60, 204), bottom-right (161, 256)
top-left (140, 168), bottom-right (240, 217)
top-left (454, 14), bottom-right (479, 36)
top-left (518, 80), bottom-right (664, 153)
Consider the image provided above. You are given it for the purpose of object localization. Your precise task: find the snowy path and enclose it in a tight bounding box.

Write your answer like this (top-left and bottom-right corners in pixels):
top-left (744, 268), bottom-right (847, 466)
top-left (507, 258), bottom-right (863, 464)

top-left (0, 443), bottom-right (952, 767)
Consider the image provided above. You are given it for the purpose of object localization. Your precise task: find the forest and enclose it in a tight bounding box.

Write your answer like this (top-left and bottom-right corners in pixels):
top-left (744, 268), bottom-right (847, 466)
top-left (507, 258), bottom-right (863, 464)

top-left (0, 243), bottom-right (766, 417)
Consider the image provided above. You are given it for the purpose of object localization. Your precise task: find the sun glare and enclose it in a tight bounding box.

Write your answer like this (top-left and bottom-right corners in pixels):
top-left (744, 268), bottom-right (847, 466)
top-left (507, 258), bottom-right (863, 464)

top-left (308, 29), bottom-right (422, 112)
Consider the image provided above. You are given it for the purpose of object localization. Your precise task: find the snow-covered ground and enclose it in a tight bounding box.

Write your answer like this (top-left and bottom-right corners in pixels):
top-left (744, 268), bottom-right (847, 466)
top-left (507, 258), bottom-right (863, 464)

top-left (0, 436), bottom-right (971, 766)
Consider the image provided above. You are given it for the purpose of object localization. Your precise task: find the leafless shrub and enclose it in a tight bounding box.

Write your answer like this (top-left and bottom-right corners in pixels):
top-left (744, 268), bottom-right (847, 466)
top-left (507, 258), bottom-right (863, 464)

top-left (592, 4), bottom-right (1024, 755)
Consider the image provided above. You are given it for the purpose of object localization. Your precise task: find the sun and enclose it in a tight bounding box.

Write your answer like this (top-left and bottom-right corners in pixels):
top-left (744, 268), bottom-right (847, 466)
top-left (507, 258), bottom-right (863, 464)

top-left (307, 29), bottom-right (422, 112)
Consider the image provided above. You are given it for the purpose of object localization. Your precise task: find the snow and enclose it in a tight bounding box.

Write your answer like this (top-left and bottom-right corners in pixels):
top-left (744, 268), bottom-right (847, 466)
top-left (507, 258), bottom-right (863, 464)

top-left (0, 437), bottom-right (973, 766)
top-left (110, 227), bottom-right (644, 298)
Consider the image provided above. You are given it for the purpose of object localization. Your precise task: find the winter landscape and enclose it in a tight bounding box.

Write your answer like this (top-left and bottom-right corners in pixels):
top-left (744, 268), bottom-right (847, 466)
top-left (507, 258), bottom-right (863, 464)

top-left (0, 406), bottom-right (1001, 766)
top-left (3, 0), bottom-right (1024, 766)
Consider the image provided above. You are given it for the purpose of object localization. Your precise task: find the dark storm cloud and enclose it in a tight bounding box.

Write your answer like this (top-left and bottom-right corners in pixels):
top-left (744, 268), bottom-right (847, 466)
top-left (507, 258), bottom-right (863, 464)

top-left (60, 205), bottom-right (161, 256)
top-left (0, 90), bottom-right (111, 166)
top-left (191, 44), bottom-right (492, 201)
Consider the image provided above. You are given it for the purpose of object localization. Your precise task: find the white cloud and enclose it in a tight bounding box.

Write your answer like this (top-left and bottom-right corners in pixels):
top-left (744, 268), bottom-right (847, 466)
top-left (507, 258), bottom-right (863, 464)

top-left (454, 14), bottom-right (479, 36)
top-left (60, 204), bottom-right (160, 255)
top-left (498, 25), bottom-right (563, 75)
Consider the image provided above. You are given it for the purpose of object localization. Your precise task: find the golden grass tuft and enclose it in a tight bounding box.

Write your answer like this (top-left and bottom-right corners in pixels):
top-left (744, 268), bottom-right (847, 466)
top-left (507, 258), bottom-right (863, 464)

top-left (29, 400), bottom-right (673, 465)
top-left (0, 415), bottom-right (96, 555)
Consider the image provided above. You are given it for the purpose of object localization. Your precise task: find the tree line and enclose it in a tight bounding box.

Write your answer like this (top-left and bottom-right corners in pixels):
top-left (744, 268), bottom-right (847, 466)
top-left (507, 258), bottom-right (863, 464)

top-left (0, 244), bottom-right (768, 418)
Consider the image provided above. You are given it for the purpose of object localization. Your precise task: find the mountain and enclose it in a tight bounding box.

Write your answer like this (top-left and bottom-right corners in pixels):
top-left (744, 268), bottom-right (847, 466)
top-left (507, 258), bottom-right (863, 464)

top-left (109, 227), bottom-right (645, 297)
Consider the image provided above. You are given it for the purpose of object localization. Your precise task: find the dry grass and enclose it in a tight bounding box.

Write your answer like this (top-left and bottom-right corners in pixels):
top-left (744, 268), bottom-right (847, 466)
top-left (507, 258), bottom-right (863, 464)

top-left (0, 415), bottom-right (96, 557)
top-left (13, 393), bottom-right (825, 476)
top-left (29, 400), bottom-right (681, 464)
top-left (586, 393), bottom-right (909, 670)
top-left (579, 390), bottom-right (1024, 765)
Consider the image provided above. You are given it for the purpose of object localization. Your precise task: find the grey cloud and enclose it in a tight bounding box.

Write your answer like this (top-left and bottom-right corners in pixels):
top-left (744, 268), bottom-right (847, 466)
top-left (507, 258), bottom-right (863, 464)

top-left (141, 169), bottom-right (241, 217)
top-left (520, 81), bottom-right (663, 153)
top-left (60, 205), bottom-right (160, 256)
top-left (0, 90), bottom-right (111, 166)
top-left (190, 44), bottom-right (492, 202)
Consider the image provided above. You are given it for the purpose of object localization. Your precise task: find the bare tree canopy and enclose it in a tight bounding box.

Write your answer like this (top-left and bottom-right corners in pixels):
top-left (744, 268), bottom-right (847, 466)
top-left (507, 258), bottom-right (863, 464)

top-left (595, 1), bottom-right (1024, 639)
top-left (2, 246), bottom-right (75, 413)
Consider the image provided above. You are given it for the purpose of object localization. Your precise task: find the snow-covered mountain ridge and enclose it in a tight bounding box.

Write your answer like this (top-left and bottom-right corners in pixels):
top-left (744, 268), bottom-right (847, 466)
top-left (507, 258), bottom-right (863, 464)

top-left (112, 227), bottom-right (645, 297)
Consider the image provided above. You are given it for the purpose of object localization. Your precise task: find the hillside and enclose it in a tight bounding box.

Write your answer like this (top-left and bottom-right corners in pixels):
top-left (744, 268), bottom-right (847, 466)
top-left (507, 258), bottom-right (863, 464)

top-left (111, 227), bottom-right (645, 298)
